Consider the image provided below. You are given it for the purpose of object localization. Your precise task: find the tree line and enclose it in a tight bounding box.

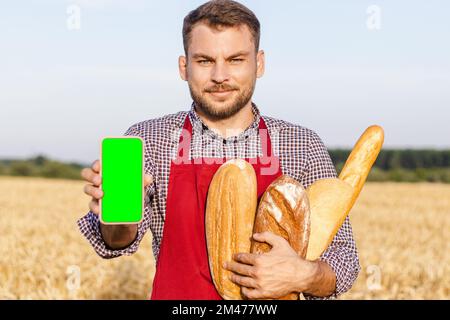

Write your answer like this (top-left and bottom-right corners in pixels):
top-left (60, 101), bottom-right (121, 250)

top-left (330, 149), bottom-right (450, 183)
top-left (330, 149), bottom-right (450, 170)
top-left (0, 156), bottom-right (83, 180)
top-left (0, 150), bottom-right (449, 182)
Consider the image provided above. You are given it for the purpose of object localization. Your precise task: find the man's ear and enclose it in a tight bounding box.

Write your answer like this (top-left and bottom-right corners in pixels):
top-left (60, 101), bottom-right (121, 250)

top-left (256, 50), bottom-right (265, 78)
top-left (179, 56), bottom-right (188, 81)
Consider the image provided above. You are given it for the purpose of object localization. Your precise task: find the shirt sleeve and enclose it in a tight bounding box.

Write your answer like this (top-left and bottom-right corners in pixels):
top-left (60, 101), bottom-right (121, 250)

top-left (77, 124), bottom-right (156, 259)
top-left (302, 130), bottom-right (361, 299)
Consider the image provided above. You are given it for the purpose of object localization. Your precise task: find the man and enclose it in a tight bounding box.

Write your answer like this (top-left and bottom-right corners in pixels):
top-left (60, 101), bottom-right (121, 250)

top-left (78, 0), bottom-right (360, 300)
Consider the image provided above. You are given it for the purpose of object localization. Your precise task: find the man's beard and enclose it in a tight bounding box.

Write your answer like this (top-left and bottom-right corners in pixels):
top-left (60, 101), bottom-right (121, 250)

top-left (188, 81), bottom-right (256, 121)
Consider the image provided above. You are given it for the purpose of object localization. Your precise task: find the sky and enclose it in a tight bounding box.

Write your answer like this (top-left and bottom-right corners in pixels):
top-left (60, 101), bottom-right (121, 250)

top-left (0, 0), bottom-right (449, 164)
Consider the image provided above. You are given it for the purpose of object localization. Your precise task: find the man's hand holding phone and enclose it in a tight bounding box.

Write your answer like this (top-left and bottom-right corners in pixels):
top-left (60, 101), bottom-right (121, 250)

top-left (81, 159), bottom-right (153, 250)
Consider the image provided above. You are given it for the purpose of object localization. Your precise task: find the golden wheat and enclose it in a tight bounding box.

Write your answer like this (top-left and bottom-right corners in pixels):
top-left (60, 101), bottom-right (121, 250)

top-left (0, 177), bottom-right (448, 299)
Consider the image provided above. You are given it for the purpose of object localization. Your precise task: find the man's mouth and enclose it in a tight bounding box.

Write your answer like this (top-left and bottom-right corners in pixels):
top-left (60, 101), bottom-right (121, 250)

top-left (207, 89), bottom-right (236, 98)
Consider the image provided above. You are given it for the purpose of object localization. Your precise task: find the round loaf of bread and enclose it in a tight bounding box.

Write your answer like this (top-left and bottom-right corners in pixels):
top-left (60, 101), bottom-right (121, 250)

top-left (251, 175), bottom-right (311, 300)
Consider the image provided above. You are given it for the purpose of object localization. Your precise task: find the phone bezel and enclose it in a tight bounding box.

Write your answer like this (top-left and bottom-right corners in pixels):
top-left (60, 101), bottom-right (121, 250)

top-left (99, 136), bottom-right (145, 225)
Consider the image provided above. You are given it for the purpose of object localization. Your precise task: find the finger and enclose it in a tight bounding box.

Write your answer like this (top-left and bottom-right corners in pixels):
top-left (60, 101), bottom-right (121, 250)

top-left (80, 168), bottom-right (93, 182)
top-left (233, 253), bottom-right (259, 266)
top-left (83, 184), bottom-right (103, 199)
top-left (241, 287), bottom-right (264, 300)
top-left (224, 260), bottom-right (256, 278)
top-left (144, 174), bottom-right (153, 187)
top-left (89, 199), bottom-right (99, 215)
top-left (229, 274), bottom-right (258, 289)
top-left (92, 160), bottom-right (100, 173)
top-left (80, 168), bottom-right (101, 186)
top-left (253, 232), bottom-right (285, 248)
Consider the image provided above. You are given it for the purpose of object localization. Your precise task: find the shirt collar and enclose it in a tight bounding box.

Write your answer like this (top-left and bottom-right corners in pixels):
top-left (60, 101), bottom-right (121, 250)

top-left (188, 102), bottom-right (261, 142)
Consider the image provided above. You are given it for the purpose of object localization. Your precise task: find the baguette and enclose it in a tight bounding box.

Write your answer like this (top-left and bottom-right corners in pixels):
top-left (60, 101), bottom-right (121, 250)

top-left (306, 125), bottom-right (384, 261)
top-left (339, 125), bottom-right (385, 207)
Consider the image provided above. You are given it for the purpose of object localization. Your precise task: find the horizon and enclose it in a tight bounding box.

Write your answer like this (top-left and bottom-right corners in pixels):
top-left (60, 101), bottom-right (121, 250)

top-left (2, 147), bottom-right (450, 167)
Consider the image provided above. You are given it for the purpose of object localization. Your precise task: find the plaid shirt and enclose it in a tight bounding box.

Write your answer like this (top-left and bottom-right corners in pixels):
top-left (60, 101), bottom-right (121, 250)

top-left (77, 103), bottom-right (361, 299)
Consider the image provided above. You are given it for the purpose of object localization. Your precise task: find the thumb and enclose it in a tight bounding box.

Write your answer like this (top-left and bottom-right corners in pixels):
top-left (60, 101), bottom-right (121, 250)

top-left (253, 232), bottom-right (285, 248)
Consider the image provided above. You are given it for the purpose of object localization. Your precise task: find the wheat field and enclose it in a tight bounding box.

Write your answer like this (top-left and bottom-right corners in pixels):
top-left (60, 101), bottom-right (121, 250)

top-left (0, 177), bottom-right (448, 300)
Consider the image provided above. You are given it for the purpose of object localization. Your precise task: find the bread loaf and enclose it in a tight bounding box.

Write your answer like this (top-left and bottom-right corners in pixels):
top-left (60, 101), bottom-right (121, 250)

top-left (205, 159), bottom-right (258, 300)
top-left (305, 178), bottom-right (353, 261)
top-left (205, 126), bottom-right (384, 299)
top-left (338, 125), bottom-right (385, 207)
top-left (251, 175), bottom-right (310, 300)
top-left (306, 125), bottom-right (384, 261)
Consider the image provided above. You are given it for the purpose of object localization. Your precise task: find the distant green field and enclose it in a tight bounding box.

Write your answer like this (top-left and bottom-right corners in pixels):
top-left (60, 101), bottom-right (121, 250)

top-left (331, 149), bottom-right (450, 183)
top-left (0, 156), bottom-right (84, 180)
top-left (1, 150), bottom-right (449, 182)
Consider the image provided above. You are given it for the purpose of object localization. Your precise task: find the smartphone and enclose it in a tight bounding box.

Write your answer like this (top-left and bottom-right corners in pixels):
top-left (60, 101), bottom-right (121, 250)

top-left (100, 136), bottom-right (144, 224)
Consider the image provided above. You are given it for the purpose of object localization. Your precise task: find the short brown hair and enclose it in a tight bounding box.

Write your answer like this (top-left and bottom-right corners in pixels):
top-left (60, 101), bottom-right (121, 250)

top-left (182, 0), bottom-right (261, 55)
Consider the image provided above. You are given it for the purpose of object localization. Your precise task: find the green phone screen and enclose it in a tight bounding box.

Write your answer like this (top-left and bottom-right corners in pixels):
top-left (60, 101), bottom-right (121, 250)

top-left (101, 137), bottom-right (143, 224)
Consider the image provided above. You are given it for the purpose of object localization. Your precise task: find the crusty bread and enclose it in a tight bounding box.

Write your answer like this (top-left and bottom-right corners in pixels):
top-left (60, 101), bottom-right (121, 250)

top-left (305, 178), bottom-right (353, 261)
top-left (205, 125), bottom-right (384, 299)
top-left (205, 159), bottom-right (258, 300)
top-left (251, 175), bottom-right (310, 300)
top-left (306, 125), bottom-right (384, 261)
top-left (339, 125), bottom-right (385, 207)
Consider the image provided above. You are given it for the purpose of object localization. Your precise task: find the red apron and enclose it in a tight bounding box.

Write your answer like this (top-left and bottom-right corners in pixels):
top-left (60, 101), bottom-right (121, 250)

top-left (151, 115), bottom-right (282, 300)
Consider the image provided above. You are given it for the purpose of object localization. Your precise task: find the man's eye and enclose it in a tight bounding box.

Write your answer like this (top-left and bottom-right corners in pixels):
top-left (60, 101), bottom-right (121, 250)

top-left (198, 60), bottom-right (212, 65)
top-left (231, 58), bottom-right (244, 64)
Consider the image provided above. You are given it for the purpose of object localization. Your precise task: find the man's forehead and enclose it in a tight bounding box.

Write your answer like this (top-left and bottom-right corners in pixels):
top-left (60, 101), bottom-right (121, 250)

top-left (188, 23), bottom-right (254, 56)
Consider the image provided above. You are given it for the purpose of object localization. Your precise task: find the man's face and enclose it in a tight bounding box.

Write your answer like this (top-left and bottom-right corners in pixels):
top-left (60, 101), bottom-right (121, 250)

top-left (179, 23), bottom-right (265, 120)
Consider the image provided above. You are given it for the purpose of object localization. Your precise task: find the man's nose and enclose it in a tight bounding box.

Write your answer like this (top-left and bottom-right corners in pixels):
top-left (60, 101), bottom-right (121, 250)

top-left (211, 61), bottom-right (230, 83)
